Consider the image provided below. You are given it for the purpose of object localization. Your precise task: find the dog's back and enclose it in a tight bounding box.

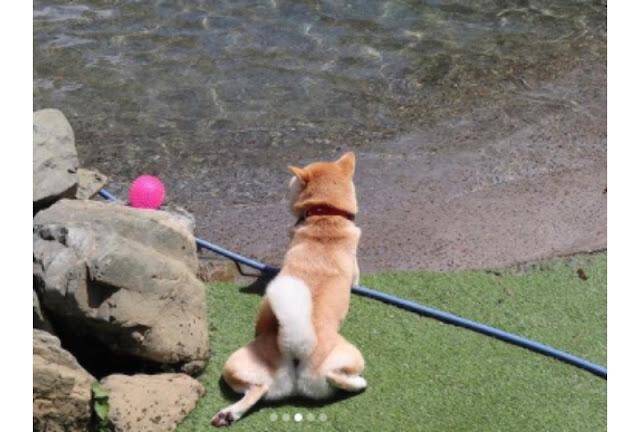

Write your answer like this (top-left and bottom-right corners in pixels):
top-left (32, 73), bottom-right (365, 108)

top-left (212, 153), bottom-right (366, 427)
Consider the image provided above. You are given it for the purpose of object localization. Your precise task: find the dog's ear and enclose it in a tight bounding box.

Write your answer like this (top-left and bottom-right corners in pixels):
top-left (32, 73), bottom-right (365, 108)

top-left (288, 165), bottom-right (310, 184)
top-left (336, 152), bottom-right (356, 177)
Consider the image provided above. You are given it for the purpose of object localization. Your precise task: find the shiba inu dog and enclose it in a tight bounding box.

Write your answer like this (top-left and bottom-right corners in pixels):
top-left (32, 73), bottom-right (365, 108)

top-left (211, 152), bottom-right (365, 427)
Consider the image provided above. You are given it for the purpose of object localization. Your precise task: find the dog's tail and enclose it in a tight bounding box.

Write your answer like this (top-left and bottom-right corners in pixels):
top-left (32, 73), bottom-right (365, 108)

top-left (266, 275), bottom-right (317, 359)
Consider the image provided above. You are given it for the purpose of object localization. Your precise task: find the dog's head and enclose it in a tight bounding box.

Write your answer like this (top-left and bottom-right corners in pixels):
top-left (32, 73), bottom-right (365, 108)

top-left (287, 152), bottom-right (357, 218)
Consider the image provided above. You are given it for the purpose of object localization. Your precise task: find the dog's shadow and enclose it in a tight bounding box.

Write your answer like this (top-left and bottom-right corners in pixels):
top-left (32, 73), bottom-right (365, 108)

top-left (217, 376), bottom-right (363, 420)
top-left (238, 272), bottom-right (273, 296)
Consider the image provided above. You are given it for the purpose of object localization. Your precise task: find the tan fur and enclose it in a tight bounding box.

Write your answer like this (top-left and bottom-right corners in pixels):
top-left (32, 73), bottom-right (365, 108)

top-left (211, 152), bottom-right (365, 427)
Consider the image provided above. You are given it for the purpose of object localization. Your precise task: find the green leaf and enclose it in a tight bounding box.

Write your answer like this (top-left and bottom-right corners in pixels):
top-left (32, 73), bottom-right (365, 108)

top-left (91, 382), bottom-right (110, 426)
top-left (94, 401), bottom-right (109, 421)
top-left (91, 382), bottom-right (109, 400)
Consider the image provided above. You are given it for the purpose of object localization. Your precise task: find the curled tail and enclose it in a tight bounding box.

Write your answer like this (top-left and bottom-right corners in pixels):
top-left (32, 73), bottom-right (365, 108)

top-left (266, 275), bottom-right (316, 359)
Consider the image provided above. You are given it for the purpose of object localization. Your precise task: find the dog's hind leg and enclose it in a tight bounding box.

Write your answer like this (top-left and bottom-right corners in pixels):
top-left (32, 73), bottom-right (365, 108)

top-left (211, 383), bottom-right (269, 427)
top-left (212, 335), bottom-right (279, 427)
top-left (323, 335), bottom-right (367, 393)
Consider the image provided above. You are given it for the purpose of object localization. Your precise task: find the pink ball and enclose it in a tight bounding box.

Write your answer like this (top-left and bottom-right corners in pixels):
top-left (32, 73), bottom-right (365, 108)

top-left (128, 175), bottom-right (165, 209)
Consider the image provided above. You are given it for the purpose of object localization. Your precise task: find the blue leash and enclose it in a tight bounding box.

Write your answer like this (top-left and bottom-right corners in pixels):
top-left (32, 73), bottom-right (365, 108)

top-left (98, 188), bottom-right (607, 379)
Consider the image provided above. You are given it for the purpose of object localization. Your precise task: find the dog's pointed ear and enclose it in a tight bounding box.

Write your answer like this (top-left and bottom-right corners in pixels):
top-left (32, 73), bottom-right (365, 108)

top-left (336, 152), bottom-right (356, 177)
top-left (288, 165), bottom-right (310, 184)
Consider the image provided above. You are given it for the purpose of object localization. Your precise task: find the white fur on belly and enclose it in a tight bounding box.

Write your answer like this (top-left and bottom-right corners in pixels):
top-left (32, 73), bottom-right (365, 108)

top-left (266, 275), bottom-right (316, 359)
top-left (265, 359), bottom-right (335, 400)
top-left (297, 362), bottom-right (335, 399)
top-left (264, 360), bottom-right (296, 400)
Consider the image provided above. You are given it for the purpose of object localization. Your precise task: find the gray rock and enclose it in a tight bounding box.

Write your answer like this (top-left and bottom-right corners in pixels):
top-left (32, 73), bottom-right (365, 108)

top-left (101, 373), bottom-right (205, 432)
top-left (33, 109), bottom-right (79, 209)
top-left (33, 329), bottom-right (95, 432)
top-left (33, 290), bottom-right (54, 333)
top-left (33, 199), bottom-right (210, 374)
top-left (160, 204), bottom-right (196, 234)
top-left (76, 168), bottom-right (108, 200)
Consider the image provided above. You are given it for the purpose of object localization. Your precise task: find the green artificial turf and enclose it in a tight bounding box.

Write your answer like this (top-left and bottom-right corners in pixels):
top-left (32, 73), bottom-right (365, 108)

top-left (177, 254), bottom-right (606, 431)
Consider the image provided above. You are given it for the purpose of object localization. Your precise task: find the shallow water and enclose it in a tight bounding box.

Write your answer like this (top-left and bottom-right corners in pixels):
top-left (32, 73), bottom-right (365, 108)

top-left (34, 0), bottom-right (605, 198)
top-left (34, 1), bottom-right (606, 270)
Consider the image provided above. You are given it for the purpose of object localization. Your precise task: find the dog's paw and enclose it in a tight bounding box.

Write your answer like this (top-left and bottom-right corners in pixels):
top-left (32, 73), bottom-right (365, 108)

top-left (326, 372), bottom-right (368, 392)
top-left (349, 375), bottom-right (367, 391)
top-left (211, 410), bottom-right (236, 428)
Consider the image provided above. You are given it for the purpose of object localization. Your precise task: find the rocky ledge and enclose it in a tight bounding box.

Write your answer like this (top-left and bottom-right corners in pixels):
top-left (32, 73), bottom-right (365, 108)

top-left (33, 109), bottom-right (210, 431)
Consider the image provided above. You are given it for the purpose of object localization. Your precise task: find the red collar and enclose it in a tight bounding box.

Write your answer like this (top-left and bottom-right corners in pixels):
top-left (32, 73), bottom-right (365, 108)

top-left (298, 204), bottom-right (355, 225)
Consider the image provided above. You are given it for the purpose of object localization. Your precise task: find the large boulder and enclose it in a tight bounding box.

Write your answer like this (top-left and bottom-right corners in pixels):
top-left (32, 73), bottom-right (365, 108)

top-left (33, 329), bottom-right (95, 432)
top-left (33, 199), bottom-right (210, 374)
top-left (33, 109), bottom-right (79, 209)
top-left (101, 373), bottom-right (205, 432)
